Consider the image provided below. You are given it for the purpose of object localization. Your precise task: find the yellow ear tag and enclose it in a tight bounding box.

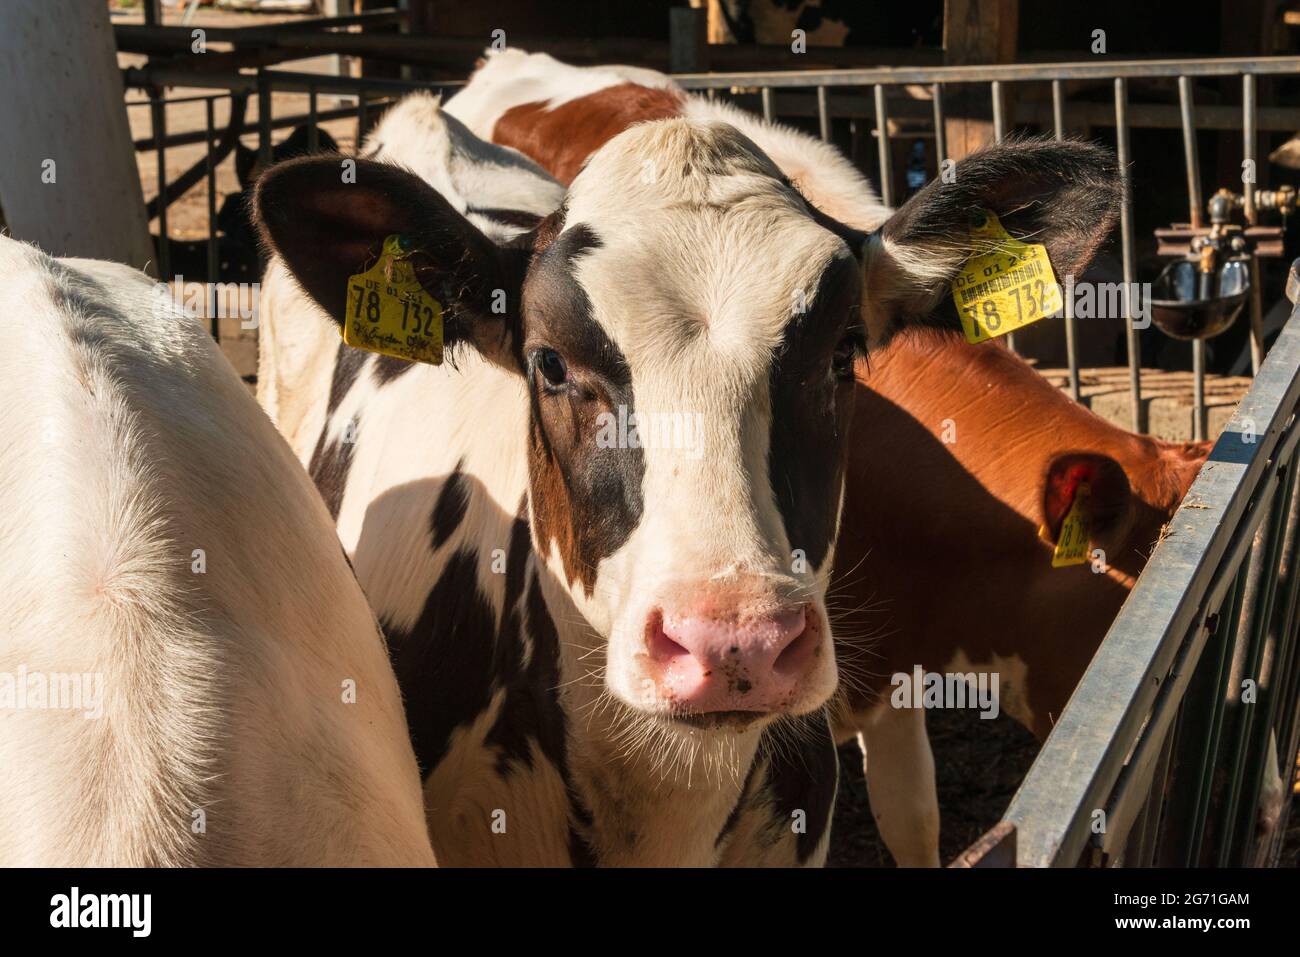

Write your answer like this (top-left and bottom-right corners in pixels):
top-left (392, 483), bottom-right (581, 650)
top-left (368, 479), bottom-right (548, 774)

top-left (1051, 482), bottom-right (1091, 568)
top-left (343, 234), bottom-right (444, 365)
top-left (951, 210), bottom-right (1062, 344)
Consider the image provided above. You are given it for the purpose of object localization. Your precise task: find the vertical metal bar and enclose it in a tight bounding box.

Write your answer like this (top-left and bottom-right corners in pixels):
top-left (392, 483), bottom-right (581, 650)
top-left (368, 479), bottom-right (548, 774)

top-left (1192, 340), bottom-right (1206, 441)
top-left (1178, 77), bottom-right (1204, 229)
top-left (1184, 567), bottom-right (1246, 865)
top-left (931, 82), bottom-right (946, 179)
top-left (761, 86), bottom-right (774, 123)
top-left (991, 80), bottom-right (1006, 142)
top-left (358, 93), bottom-right (369, 147)
top-left (151, 91), bottom-right (169, 282)
top-left (205, 96), bottom-right (219, 343)
top-left (1244, 73), bottom-right (1265, 374)
top-left (1115, 78), bottom-right (1142, 433)
top-left (1051, 80), bottom-right (1080, 400)
top-left (307, 83), bottom-right (319, 152)
top-left (1051, 79), bottom-right (1065, 140)
top-left (1242, 74), bottom-right (1257, 226)
top-left (257, 70), bottom-right (272, 169)
top-left (1217, 485), bottom-right (1289, 865)
top-left (992, 81), bottom-right (1016, 353)
top-left (816, 86), bottom-right (831, 143)
top-left (1181, 77), bottom-right (1207, 441)
top-left (874, 84), bottom-right (893, 209)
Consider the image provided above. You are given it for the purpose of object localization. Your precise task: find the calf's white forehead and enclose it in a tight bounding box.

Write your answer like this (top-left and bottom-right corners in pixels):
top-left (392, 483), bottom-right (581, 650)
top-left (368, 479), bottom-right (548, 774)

top-left (560, 118), bottom-right (852, 376)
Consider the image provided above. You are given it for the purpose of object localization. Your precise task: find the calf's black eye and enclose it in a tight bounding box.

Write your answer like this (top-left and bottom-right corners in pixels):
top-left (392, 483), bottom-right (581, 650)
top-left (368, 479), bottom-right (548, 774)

top-left (536, 348), bottom-right (570, 389)
top-left (832, 328), bottom-right (864, 381)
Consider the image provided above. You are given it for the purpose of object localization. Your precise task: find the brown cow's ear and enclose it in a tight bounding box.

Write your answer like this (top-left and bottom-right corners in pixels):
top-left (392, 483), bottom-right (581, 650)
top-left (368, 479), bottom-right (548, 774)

top-left (253, 155), bottom-right (527, 370)
top-left (862, 138), bottom-right (1121, 346)
top-left (1040, 452), bottom-right (1133, 549)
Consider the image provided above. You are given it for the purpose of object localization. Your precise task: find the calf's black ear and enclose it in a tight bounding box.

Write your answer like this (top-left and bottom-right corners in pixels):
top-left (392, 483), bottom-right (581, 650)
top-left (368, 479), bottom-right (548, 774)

top-left (862, 138), bottom-right (1122, 345)
top-left (253, 155), bottom-right (527, 366)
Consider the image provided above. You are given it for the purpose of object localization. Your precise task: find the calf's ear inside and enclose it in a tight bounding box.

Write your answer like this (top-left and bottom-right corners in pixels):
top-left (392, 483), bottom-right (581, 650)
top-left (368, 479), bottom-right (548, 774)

top-left (253, 155), bottom-right (526, 365)
top-left (1041, 452), bottom-right (1133, 549)
top-left (863, 138), bottom-right (1122, 346)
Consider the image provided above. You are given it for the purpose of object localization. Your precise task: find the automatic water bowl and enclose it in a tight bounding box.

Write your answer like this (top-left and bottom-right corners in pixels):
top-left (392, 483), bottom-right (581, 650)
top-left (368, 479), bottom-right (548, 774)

top-left (1150, 256), bottom-right (1251, 340)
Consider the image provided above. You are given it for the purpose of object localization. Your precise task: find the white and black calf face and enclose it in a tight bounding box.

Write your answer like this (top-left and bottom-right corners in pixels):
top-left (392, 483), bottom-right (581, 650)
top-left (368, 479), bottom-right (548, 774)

top-left (255, 129), bottom-right (1121, 731)
top-left (522, 121), bottom-right (862, 723)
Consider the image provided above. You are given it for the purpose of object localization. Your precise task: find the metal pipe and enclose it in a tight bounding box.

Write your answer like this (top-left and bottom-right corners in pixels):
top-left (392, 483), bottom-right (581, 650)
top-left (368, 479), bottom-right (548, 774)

top-left (1178, 76), bottom-right (1204, 229)
top-left (761, 86), bottom-right (774, 123)
top-left (1193, 339), bottom-right (1206, 441)
top-left (1115, 78), bottom-right (1143, 432)
top-left (990, 81), bottom-right (1016, 353)
top-left (205, 96), bottom-right (219, 342)
top-left (1243, 74), bottom-right (1257, 225)
top-left (992, 79), bottom-right (1006, 142)
top-left (817, 85), bottom-right (831, 143)
top-left (874, 84), bottom-right (893, 208)
top-left (1052, 80), bottom-right (1081, 402)
top-left (151, 91), bottom-right (169, 282)
top-left (308, 84), bottom-right (319, 152)
top-left (257, 70), bottom-right (272, 168)
top-left (931, 82), bottom-right (946, 178)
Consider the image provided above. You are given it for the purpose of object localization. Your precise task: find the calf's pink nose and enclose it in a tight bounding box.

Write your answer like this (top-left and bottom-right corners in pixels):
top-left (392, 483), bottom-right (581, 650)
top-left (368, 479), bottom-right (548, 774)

top-left (647, 605), bottom-right (815, 713)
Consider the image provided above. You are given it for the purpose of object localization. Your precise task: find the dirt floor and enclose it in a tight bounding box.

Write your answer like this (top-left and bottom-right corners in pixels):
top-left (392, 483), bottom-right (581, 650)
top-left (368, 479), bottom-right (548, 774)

top-left (112, 1), bottom-right (1299, 870)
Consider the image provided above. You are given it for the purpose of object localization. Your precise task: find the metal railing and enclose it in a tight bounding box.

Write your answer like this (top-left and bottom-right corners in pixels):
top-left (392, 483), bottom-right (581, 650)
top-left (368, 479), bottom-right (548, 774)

top-left (127, 53), bottom-right (1300, 436)
top-left (1002, 275), bottom-right (1300, 866)
top-left (672, 56), bottom-right (1300, 437)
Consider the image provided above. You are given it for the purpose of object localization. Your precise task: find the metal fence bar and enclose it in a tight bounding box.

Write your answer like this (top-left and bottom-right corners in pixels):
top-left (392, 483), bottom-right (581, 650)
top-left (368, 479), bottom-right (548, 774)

top-left (817, 85), bottom-right (831, 143)
top-left (257, 70), bottom-right (273, 168)
top-left (761, 86), bottom-right (774, 123)
top-left (205, 96), bottom-right (219, 342)
top-left (307, 83), bottom-right (319, 152)
top-left (150, 90), bottom-right (169, 281)
top-left (1003, 303), bottom-right (1300, 866)
top-left (931, 82), bottom-right (946, 178)
top-left (671, 54), bottom-right (1300, 89)
top-left (991, 80), bottom-right (1016, 354)
top-left (1178, 76), bottom-right (1207, 440)
top-left (1114, 78), bottom-right (1143, 432)
top-left (873, 84), bottom-right (892, 208)
top-left (1244, 74), bottom-right (1266, 376)
top-left (1051, 79), bottom-right (1081, 402)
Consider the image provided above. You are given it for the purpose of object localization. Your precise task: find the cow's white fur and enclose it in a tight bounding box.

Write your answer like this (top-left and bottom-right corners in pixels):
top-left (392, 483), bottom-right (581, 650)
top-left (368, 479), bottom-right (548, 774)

top-left (258, 94), bottom-right (844, 864)
top-left (554, 119), bottom-right (845, 718)
top-left (443, 47), bottom-right (889, 231)
top-left (0, 236), bottom-right (433, 866)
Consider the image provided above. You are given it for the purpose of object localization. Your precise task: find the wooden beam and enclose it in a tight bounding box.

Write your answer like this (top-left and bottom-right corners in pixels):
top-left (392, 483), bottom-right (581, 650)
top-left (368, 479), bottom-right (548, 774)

top-left (942, 0), bottom-right (1020, 162)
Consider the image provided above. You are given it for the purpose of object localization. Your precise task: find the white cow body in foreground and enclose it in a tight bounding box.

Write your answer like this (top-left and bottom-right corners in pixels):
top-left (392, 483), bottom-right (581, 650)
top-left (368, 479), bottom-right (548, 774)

top-left (0, 236), bottom-right (433, 866)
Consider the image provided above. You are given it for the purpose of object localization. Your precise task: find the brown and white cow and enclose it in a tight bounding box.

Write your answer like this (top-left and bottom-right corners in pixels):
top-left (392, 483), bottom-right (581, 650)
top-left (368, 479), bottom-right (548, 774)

top-left (0, 235), bottom-right (433, 866)
top-left (254, 87), bottom-right (1119, 864)
top-left (833, 331), bottom-right (1210, 866)
top-left (447, 50), bottom-right (1208, 866)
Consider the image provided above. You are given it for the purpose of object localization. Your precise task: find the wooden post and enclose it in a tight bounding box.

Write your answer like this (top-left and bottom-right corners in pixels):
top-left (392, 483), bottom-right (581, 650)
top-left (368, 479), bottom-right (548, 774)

top-left (0, 1), bottom-right (154, 272)
top-left (942, 0), bottom-right (1019, 162)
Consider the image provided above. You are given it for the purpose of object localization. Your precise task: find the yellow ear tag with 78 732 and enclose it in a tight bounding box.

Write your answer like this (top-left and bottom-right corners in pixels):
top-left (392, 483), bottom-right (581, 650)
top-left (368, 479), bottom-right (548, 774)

top-left (1051, 482), bottom-right (1091, 568)
top-left (343, 235), bottom-right (444, 365)
top-left (951, 210), bottom-right (1062, 344)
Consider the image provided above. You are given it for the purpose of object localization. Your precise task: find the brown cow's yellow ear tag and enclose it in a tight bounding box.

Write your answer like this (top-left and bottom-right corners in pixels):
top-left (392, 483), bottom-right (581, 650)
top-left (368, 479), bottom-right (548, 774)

top-left (343, 234), bottom-right (444, 365)
top-left (1051, 482), bottom-right (1091, 568)
top-left (951, 210), bottom-right (1062, 345)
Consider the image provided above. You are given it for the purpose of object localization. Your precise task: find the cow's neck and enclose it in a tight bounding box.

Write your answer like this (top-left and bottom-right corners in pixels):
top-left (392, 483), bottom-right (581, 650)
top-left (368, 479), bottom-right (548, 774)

top-left (539, 571), bottom-right (765, 866)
